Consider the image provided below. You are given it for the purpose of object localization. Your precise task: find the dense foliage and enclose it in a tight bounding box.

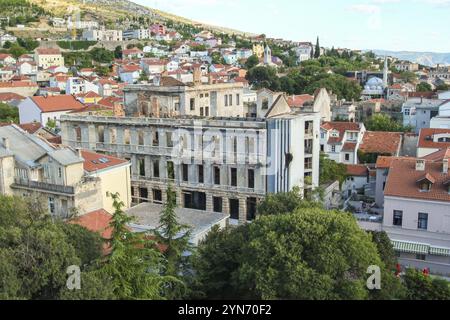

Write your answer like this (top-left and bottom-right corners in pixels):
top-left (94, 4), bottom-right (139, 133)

top-left (365, 114), bottom-right (412, 132)
top-left (191, 208), bottom-right (402, 300)
top-left (0, 103), bottom-right (19, 123)
top-left (319, 153), bottom-right (348, 185)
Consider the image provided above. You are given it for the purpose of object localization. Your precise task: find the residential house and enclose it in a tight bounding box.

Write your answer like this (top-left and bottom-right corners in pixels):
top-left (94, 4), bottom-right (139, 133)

top-left (343, 164), bottom-right (369, 199)
top-left (0, 124), bottom-right (131, 218)
top-left (119, 65), bottom-right (142, 84)
top-left (34, 48), bottom-right (64, 69)
top-left (0, 54), bottom-right (16, 66)
top-left (18, 95), bottom-right (85, 127)
top-left (359, 131), bottom-right (403, 163)
top-left (82, 28), bottom-right (123, 41)
top-left (123, 48), bottom-right (144, 60)
top-left (320, 122), bottom-right (366, 164)
top-left (0, 80), bottom-right (39, 97)
top-left (417, 128), bottom-right (450, 157)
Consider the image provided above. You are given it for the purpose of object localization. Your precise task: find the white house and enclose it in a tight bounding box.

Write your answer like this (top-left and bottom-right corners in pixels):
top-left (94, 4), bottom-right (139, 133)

top-left (343, 164), bottom-right (369, 199)
top-left (18, 95), bottom-right (85, 127)
top-left (119, 65), bottom-right (141, 84)
top-left (66, 77), bottom-right (99, 95)
top-left (320, 122), bottom-right (366, 164)
top-left (0, 54), bottom-right (16, 66)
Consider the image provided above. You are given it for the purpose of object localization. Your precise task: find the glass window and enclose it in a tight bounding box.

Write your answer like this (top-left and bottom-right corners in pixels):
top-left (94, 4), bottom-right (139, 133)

top-left (393, 210), bottom-right (403, 226)
top-left (418, 213), bottom-right (428, 230)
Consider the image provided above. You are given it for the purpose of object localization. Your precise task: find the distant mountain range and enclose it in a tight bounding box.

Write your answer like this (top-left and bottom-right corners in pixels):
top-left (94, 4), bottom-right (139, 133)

top-left (368, 50), bottom-right (450, 67)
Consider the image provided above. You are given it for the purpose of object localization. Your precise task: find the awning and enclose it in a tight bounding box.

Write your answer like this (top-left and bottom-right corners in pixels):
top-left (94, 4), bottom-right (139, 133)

top-left (391, 240), bottom-right (429, 255)
top-left (429, 246), bottom-right (450, 257)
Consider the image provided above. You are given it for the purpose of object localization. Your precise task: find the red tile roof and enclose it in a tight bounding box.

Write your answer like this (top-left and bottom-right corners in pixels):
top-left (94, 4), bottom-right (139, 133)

top-left (30, 95), bottom-right (84, 112)
top-left (418, 128), bottom-right (450, 150)
top-left (422, 148), bottom-right (450, 162)
top-left (287, 94), bottom-right (314, 108)
top-left (98, 96), bottom-right (122, 108)
top-left (359, 131), bottom-right (402, 155)
top-left (346, 164), bottom-right (368, 177)
top-left (70, 209), bottom-right (113, 238)
top-left (342, 142), bottom-right (357, 152)
top-left (384, 158), bottom-right (450, 202)
top-left (18, 122), bottom-right (43, 134)
top-left (81, 150), bottom-right (129, 173)
top-left (0, 81), bottom-right (38, 88)
top-left (36, 48), bottom-right (61, 55)
top-left (321, 122), bottom-right (361, 144)
top-left (0, 92), bottom-right (25, 102)
top-left (376, 156), bottom-right (395, 169)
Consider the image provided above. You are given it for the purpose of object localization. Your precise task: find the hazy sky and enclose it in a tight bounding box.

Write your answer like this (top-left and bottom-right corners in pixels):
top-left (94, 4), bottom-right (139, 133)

top-left (133, 0), bottom-right (450, 52)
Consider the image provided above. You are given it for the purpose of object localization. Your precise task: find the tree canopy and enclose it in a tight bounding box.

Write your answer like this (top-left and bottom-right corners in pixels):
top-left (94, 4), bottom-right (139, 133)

top-left (192, 207), bottom-right (402, 300)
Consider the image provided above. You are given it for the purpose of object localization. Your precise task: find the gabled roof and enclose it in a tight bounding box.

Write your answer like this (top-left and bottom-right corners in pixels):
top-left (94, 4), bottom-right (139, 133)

top-left (29, 95), bottom-right (84, 113)
top-left (384, 158), bottom-right (450, 202)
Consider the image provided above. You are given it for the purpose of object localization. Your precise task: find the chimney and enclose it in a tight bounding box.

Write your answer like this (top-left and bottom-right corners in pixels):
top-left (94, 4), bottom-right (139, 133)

top-left (443, 159), bottom-right (449, 174)
top-left (416, 159), bottom-right (426, 171)
top-left (77, 148), bottom-right (83, 159)
top-left (2, 137), bottom-right (10, 150)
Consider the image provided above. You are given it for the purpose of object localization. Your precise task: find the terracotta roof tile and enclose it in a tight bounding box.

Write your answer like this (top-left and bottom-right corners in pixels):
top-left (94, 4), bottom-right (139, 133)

top-left (418, 128), bottom-right (450, 150)
top-left (30, 95), bottom-right (84, 112)
top-left (346, 164), bottom-right (368, 176)
top-left (384, 158), bottom-right (450, 202)
top-left (81, 150), bottom-right (129, 173)
top-left (360, 131), bottom-right (402, 155)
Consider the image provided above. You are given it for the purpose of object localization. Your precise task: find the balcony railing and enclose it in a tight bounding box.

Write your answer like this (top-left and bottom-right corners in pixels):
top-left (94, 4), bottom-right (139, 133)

top-left (13, 178), bottom-right (75, 195)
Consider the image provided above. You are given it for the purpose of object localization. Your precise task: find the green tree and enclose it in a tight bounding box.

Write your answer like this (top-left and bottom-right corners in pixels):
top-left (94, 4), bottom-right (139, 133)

top-left (154, 186), bottom-right (191, 298)
top-left (89, 48), bottom-right (114, 64)
top-left (246, 66), bottom-right (280, 91)
top-left (99, 192), bottom-right (177, 300)
top-left (193, 208), bottom-right (399, 300)
top-left (435, 83), bottom-right (449, 91)
top-left (365, 114), bottom-right (411, 132)
top-left (400, 71), bottom-right (417, 83)
top-left (416, 82), bottom-right (432, 92)
top-left (314, 36), bottom-right (320, 59)
top-left (0, 103), bottom-right (19, 123)
top-left (257, 186), bottom-right (321, 217)
top-left (211, 51), bottom-right (225, 65)
top-left (114, 46), bottom-right (123, 59)
top-left (17, 38), bottom-right (39, 51)
top-left (403, 269), bottom-right (450, 300)
top-left (9, 44), bottom-right (27, 58)
top-left (244, 55), bottom-right (259, 70)
top-left (319, 153), bottom-right (348, 185)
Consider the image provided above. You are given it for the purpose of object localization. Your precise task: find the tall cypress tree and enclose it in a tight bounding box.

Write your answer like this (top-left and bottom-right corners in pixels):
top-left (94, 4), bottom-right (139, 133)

top-left (314, 36), bottom-right (321, 59)
top-left (154, 185), bottom-right (192, 298)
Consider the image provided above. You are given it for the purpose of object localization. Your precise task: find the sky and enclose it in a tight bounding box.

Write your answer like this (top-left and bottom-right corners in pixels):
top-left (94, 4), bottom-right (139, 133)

top-left (133, 0), bottom-right (450, 53)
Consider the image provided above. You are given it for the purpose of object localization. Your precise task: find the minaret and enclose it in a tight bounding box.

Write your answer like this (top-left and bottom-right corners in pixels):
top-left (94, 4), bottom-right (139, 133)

top-left (264, 45), bottom-right (272, 65)
top-left (383, 56), bottom-right (388, 88)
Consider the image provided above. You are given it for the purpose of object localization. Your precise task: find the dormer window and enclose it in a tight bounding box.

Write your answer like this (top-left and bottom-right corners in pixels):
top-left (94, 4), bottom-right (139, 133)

top-left (416, 174), bottom-right (436, 192)
top-left (331, 130), bottom-right (339, 138)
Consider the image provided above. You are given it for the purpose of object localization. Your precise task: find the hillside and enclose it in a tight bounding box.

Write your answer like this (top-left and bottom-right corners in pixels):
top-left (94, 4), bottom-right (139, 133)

top-left (27, 0), bottom-right (254, 37)
top-left (370, 49), bottom-right (450, 67)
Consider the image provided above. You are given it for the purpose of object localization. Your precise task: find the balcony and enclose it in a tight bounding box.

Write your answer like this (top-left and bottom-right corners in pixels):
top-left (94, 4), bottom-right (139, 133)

top-left (13, 177), bottom-right (75, 195)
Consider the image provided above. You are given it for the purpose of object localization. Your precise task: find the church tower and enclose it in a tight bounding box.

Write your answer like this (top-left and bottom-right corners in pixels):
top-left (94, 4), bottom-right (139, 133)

top-left (264, 45), bottom-right (272, 65)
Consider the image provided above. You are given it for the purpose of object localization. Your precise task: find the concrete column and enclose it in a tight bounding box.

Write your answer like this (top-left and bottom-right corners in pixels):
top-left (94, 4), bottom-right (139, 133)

top-left (131, 155), bottom-right (137, 177)
top-left (87, 124), bottom-right (97, 149)
top-left (144, 127), bottom-right (152, 146)
top-left (237, 165), bottom-right (246, 189)
top-left (145, 156), bottom-right (151, 178)
top-left (176, 188), bottom-right (183, 207)
top-left (223, 196), bottom-right (230, 216)
top-left (206, 194), bottom-right (213, 212)
top-left (239, 197), bottom-right (247, 224)
top-left (104, 125), bottom-right (111, 145)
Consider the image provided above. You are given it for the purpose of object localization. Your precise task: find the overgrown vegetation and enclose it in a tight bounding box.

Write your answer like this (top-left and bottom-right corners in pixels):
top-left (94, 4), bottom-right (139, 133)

top-left (57, 41), bottom-right (97, 51)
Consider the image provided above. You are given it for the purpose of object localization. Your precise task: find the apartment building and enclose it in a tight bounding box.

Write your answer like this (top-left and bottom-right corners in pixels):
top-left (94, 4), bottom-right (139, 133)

top-left (0, 125), bottom-right (130, 218)
top-left (59, 109), bottom-right (320, 223)
top-left (124, 76), bottom-right (246, 118)
top-left (417, 128), bottom-right (450, 157)
top-left (402, 97), bottom-right (442, 134)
